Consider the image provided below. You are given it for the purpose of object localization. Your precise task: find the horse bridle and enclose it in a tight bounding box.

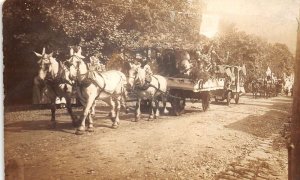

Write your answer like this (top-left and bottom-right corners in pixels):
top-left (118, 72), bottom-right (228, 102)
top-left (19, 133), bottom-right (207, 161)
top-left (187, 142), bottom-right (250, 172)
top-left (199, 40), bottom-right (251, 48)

top-left (38, 55), bottom-right (51, 71)
top-left (67, 55), bottom-right (88, 82)
top-left (128, 68), bottom-right (140, 91)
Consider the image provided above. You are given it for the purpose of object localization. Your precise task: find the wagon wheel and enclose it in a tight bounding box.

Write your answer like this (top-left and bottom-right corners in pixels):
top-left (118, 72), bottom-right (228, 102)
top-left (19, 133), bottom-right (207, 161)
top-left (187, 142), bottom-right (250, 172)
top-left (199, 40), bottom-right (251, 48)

top-left (202, 92), bottom-right (210, 112)
top-left (235, 93), bottom-right (240, 104)
top-left (171, 98), bottom-right (185, 116)
top-left (226, 91), bottom-right (232, 106)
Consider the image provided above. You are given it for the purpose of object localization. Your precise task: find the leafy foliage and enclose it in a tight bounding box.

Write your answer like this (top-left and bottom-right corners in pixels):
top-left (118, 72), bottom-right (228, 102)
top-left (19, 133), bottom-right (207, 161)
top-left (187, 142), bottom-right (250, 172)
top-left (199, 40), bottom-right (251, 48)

top-left (3, 0), bottom-right (203, 104)
top-left (3, 0), bottom-right (294, 105)
top-left (211, 21), bottom-right (294, 83)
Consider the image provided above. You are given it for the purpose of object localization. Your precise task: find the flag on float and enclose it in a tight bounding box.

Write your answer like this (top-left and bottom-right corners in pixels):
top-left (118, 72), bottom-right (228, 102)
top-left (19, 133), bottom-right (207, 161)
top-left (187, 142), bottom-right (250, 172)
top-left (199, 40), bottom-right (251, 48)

top-left (266, 67), bottom-right (271, 76)
top-left (242, 64), bottom-right (246, 76)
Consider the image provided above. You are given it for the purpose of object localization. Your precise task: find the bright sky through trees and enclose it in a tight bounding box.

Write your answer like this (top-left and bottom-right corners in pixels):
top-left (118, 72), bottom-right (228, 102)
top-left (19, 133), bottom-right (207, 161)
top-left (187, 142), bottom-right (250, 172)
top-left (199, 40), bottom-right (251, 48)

top-left (204, 0), bottom-right (300, 53)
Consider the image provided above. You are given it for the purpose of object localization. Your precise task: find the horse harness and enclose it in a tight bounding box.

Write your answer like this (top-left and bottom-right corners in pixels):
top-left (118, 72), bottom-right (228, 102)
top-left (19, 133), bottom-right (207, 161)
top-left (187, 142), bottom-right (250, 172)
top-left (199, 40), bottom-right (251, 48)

top-left (132, 74), bottom-right (162, 96)
top-left (74, 61), bottom-right (124, 98)
top-left (44, 61), bottom-right (74, 97)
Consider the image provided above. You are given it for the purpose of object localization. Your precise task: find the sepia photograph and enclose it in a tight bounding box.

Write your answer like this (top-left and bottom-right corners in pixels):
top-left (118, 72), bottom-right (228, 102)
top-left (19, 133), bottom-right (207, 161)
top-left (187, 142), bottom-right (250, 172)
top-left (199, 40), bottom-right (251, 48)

top-left (3, 0), bottom-right (300, 179)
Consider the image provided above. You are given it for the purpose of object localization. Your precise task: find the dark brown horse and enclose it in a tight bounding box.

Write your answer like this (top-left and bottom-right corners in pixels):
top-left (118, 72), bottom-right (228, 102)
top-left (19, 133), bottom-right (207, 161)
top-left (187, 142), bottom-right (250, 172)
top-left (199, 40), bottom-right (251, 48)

top-left (251, 80), bottom-right (260, 99)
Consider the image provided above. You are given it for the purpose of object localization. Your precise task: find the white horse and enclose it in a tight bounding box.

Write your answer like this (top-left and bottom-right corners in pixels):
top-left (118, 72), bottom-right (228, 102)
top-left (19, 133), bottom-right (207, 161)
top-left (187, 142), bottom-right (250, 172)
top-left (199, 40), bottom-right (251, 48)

top-left (33, 48), bottom-right (77, 128)
top-left (67, 47), bottom-right (127, 135)
top-left (128, 63), bottom-right (168, 121)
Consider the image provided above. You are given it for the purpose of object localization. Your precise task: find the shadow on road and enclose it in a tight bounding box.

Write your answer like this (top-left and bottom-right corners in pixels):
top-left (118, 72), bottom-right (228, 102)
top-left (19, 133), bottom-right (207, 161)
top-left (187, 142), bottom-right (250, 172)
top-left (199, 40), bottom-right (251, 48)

top-left (225, 98), bottom-right (291, 138)
top-left (4, 104), bottom-right (83, 113)
top-left (4, 105), bottom-right (138, 134)
top-left (4, 120), bottom-right (76, 134)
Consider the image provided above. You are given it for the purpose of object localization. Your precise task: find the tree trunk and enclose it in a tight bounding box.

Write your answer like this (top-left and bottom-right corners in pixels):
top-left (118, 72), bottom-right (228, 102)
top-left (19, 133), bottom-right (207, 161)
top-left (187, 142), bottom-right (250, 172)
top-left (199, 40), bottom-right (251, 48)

top-left (290, 12), bottom-right (300, 180)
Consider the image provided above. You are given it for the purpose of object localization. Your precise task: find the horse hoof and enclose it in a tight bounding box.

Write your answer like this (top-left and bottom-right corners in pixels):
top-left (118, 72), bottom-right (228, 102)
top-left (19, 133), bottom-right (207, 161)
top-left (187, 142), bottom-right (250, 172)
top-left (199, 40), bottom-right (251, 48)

top-left (75, 129), bottom-right (84, 135)
top-left (133, 116), bottom-right (140, 122)
top-left (77, 125), bottom-right (85, 131)
top-left (112, 124), bottom-right (119, 129)
top-left (87, 127), bottom-right (94, 132)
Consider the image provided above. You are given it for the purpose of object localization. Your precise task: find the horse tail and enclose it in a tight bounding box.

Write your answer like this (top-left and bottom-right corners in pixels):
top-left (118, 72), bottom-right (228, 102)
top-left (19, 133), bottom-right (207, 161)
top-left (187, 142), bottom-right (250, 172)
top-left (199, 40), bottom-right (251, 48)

top-left (119, 72), bottom-right (128, 112)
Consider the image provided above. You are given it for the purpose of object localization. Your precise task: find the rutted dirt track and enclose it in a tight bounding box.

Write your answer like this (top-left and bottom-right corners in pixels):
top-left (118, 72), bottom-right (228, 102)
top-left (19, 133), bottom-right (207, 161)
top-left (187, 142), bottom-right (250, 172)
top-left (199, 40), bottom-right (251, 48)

top-left (5, 94), bottom-right (291, 180)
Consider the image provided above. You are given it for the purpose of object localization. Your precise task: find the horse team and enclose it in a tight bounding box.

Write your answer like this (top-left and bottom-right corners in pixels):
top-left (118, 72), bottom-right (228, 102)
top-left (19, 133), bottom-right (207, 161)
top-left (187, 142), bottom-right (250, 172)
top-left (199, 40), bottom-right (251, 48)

top-left (34, 47), bottom-right (169, 135)
top-left (251, 78), bottom-right (283, 99)
top-left (36, 46), bottom-right (283, 135)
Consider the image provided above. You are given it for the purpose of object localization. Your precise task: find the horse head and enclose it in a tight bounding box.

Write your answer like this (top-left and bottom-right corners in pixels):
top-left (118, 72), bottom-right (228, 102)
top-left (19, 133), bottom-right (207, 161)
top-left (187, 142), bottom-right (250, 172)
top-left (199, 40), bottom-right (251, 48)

top-left (67, 47), bottom-right (86, 81)
top-left (34, 48), bottom-right (57, 80)
top-left (128, 62), bottom-right (147, 89)
top-left (59, 61), bottom-right (74, 85)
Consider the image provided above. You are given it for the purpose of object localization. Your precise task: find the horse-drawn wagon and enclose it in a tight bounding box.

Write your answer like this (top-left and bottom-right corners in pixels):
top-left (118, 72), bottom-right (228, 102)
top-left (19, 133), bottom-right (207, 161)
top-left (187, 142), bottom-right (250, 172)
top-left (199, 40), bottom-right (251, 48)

top-left (211, 65), bottom-right (246, 105)
top-left (166, 76), bottom-right (225, 115)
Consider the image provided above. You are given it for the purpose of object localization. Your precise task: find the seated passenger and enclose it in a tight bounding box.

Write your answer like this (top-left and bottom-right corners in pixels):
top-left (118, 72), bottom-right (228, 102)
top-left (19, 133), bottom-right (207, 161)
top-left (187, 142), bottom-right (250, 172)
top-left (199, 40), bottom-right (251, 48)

top-left (209, 61), bottom-right (218, 77)
top-left (88, 55), bottom-right (106, 73)
top-left (136, 53), bottom-right (153, 88)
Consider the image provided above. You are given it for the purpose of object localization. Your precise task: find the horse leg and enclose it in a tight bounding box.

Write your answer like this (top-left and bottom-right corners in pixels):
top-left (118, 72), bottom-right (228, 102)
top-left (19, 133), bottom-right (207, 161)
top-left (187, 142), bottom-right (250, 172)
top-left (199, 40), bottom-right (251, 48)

top-left (87, 110), bottom-right (94, 132)
top-left (112, 96), bottom-right (121, 128)
top-left (76, 96), bottom-right (96, 135)
top-left (65, 97), bottom-right (78, 127)
top-left (91, 100), bottom-right (97, 117)
top-left (154, 99), bottom-right (160, 119)
top-left (162, 96), bottom-right (169, 114)
top-left (109, 97), bottom-right (116, 122)
top-left (50, 102), bottom-right (57, 128)
top-left (134, 98), bottom-right (141, 122)
top-left (101, 98), bottom-right (113, 118)
top-left (148, 99), bottom-right (155, 120)
top-left (121, 90), bottom-right (129, 114)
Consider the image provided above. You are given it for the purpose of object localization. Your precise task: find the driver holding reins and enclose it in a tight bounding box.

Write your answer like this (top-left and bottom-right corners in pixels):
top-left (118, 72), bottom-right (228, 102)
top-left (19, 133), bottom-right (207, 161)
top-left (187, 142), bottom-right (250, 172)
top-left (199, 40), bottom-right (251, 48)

top-left (136, 53), bottom-right (153, 85)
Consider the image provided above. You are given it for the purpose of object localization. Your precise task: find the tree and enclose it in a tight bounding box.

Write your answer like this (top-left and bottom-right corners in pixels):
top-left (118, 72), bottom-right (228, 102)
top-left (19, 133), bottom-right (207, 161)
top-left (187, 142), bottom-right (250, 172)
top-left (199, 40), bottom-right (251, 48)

top-left (214, 21), bottom-right (294, 83)
top-left (3, 0), bottom-right (204, 105)
top-left (290, 16), bottom-right (300, 180)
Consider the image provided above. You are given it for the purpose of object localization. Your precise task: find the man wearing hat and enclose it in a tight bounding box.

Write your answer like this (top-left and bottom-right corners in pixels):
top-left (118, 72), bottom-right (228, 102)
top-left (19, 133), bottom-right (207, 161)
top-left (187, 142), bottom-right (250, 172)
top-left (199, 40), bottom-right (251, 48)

top-left (135, 53), bottom-right (153, 88)
top-left (135, 53), bottom-right (143, 64)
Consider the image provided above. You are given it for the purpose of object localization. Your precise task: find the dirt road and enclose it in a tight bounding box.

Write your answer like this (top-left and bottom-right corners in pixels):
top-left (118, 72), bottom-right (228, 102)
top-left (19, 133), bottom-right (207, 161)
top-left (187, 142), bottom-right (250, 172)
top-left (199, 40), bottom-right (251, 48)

top-left (5, 94), bottom-right (291, 179)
